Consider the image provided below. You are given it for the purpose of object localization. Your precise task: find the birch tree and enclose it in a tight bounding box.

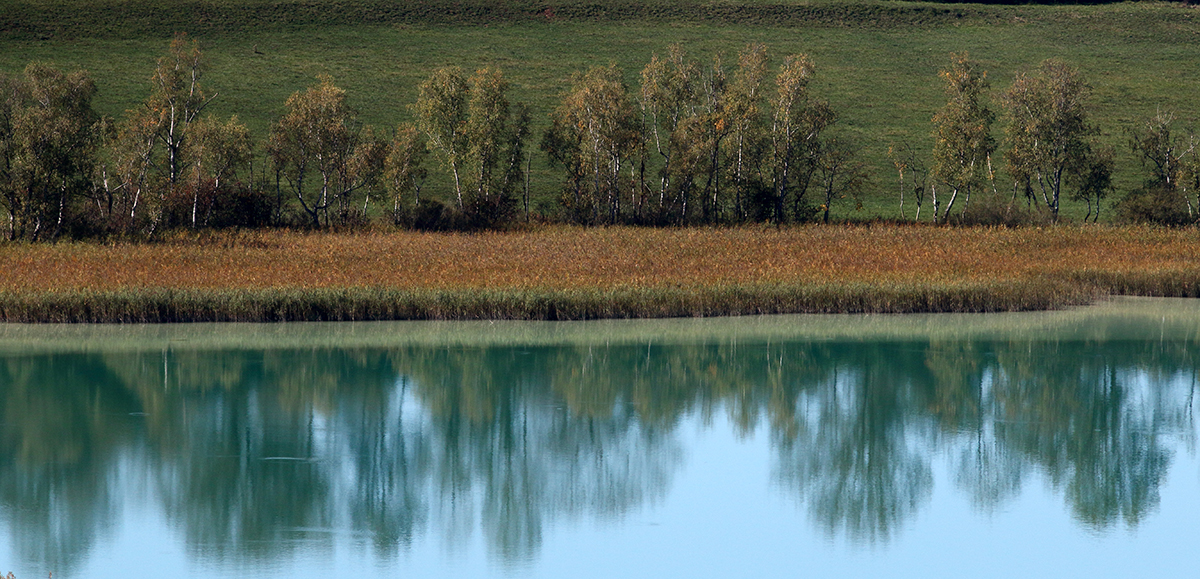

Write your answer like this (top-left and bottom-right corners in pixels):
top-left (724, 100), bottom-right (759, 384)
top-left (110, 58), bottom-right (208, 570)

top-left (1069, 145), bottom-right (1113, 223)
top-left (148, 33), bottom-right (217, 188)
top-left (267, 76), bottom-right (381, 228)
top-left (413, 68), bottom-right (469, 208)
top-left (888, 142), bottom-right (929, 222)
top-left (640, 45), bottom-right (699, 212)
top-left (183, 114), bottom-right (251, 227)
top-left (464, 68), bottom-right (529, 225)
top-left (930, 53), bottom-right (994, 223)
top-left (725, 43), bottom-right (769, 222)
top-left (1001, 59), bottom-right (1095, 221)
top-left (101, 34), bottom-right (217, 233)
top-left (466, 68), bottom-right (508, 205)
top-left (815, 137), bottom-right (867, 224)
top-left (691, 56), bottom-right (731, 223)
top-left (384, 123), bottom-right (427, 225)
top-left (641, 45), bottom-right (740, 224)
top-left (769, 54), bottom-right (834, 223)
top-left (1127, 111), bottom-right (1197, 219)
top-left (0, 64), bottom-right (99, 241)
top-left (501, 102), bottom-right (532, 221)
top-left (543, 65), bottom-right (639, 224)
top-left (103, 109), bottom-right (159, 230)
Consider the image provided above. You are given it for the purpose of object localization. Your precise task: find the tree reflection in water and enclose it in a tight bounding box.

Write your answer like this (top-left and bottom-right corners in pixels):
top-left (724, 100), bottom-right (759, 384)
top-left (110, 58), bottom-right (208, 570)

top-left (0, 353), bottom-right (138, 575)
top-left (0, 310), bottom-right (1197, 569)
top-left (772, 344), bottom-right (935, 544)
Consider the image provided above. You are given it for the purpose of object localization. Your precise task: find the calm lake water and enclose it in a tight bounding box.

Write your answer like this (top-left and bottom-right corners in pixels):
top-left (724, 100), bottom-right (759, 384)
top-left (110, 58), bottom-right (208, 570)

top-left (1, 297), bottom-right (1197, 578)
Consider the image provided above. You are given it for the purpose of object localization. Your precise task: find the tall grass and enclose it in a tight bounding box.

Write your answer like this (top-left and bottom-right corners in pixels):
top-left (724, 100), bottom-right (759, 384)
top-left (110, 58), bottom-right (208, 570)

top-left (1, 225), bottom-right (1197, 321)
top-left (0, 281), bottom-right (1096, 323)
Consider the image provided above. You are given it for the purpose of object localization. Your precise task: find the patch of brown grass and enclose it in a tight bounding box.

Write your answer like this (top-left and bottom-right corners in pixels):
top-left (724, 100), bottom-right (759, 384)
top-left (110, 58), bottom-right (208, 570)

top-left (0, 225), bottom-right (1197, 321)
top-left (1, 225), bottom-right (1198, 292)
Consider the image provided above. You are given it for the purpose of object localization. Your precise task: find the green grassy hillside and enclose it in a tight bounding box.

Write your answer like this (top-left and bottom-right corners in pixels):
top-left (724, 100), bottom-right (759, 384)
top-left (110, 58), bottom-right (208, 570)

top-left (3, 0), bottom-right (1199, 220)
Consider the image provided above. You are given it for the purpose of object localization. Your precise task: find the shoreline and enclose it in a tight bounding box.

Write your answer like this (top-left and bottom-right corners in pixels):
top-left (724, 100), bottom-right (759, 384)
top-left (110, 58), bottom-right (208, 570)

top-left (0, 281), bottom-right (1101, 323)
top-left (1, 296), bottom-right (1196, 351)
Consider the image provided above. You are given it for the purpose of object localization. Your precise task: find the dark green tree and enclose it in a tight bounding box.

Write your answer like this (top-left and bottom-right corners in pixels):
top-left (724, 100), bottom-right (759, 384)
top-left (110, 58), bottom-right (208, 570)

top-left (0, 63), bottom-right (99, 240)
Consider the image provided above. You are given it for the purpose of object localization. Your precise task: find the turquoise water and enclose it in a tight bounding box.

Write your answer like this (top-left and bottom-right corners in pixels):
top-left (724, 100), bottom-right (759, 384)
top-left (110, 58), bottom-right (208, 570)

top-left (0, 297), bottom-right (1197, 578)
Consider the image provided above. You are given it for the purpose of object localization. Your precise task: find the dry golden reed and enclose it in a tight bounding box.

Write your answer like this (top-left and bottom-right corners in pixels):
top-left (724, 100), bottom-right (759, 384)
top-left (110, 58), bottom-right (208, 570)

top-left (0, 225), bottom-right (1197, 321)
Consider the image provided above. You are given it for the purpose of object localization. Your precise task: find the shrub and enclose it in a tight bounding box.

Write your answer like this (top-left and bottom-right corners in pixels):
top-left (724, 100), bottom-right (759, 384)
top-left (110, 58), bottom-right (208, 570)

top-left (1113, 186), bottom-right (1194, 226)
top-left (161, 180), bottom-right (275, 229)
top-left (953, 194), bottom-right (1054, 227)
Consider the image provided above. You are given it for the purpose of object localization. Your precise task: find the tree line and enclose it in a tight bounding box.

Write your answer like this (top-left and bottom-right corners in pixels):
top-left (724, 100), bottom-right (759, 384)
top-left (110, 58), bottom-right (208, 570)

top-left (3, 35), bottom-right (1200, 241)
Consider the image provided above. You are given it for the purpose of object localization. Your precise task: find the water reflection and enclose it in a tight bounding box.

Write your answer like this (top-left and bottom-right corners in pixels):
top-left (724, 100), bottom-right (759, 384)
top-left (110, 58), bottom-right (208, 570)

top-left (772, 344), bottom-right (935, 543)
top-left (0, 298), bottom-right (1197, 572)
top-left (0, 353), bottom-right (136, 573)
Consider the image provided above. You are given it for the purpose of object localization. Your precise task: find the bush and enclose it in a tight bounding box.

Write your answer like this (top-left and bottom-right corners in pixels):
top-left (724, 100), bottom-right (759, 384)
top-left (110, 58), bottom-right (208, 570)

top-left (465, 191), bottom-right (518, 229)
top-left (161, 180), bottom-right (276, 229)
top-left (398, 198), bottom-right (473, 231)
top-left (1113, 186), bottom-right (1194, 226)
top-left (953, 194), bottom-right (1054, 227)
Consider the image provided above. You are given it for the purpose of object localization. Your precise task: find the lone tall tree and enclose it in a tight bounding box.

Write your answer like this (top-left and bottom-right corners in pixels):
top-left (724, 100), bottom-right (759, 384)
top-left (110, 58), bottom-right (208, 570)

top-left (149, 33), bottom-right (216, 188)
top-left (930, 52), bottom-right (994, 223)
top-left (1001, 59), bottom-right (1095, 221)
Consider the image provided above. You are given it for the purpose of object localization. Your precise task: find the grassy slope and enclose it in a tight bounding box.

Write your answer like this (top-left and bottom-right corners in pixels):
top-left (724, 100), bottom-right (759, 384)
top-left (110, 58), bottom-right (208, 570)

top-left (1, 225), bottom-right (1199, 321)
top-left (2, 2), bottom-right (1200, 220)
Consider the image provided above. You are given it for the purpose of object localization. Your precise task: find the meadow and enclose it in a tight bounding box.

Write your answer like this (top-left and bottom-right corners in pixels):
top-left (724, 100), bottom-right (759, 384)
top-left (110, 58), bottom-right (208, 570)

top-left (4, 1), bottom-right (1200, 219)
top-left (1, 225), bottom-right (1198, 321)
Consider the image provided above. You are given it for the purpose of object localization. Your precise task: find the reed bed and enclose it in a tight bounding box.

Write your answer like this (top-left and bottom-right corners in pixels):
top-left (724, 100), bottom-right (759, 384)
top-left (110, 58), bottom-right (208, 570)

top-left (0, 225), bottom-right (1197, 322)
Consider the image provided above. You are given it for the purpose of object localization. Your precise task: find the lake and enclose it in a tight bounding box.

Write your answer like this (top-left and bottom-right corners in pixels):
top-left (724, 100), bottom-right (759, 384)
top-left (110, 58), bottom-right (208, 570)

top-left (1, 297), bottom-right (1197, 578)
